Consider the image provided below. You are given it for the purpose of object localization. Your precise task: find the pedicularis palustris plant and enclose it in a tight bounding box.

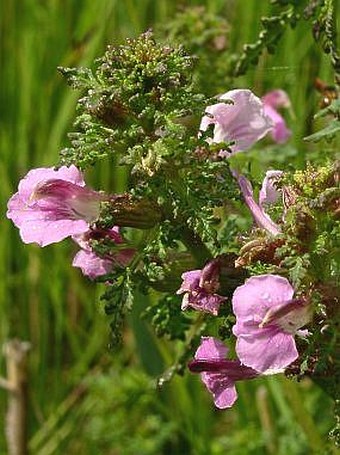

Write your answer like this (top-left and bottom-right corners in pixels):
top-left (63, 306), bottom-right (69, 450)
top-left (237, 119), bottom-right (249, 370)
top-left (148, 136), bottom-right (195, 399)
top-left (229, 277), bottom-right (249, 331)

top-left (7, 0), bottom-right (340, 445)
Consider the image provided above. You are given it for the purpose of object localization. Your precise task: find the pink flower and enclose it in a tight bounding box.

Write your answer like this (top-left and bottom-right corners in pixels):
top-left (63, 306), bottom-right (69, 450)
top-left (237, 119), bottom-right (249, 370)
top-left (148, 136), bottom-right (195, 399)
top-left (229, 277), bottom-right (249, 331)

top-left (259, 170), bottom-right (283, 206)
top-left (262, 90), bottom-right (291, 143)
top-left (72, 227), bottom-right (134, 279)
top-left (200, 89), bottom-right (273, 153)
top-left (7, 166), bottom-right (103, 247)
top-left (232, 275), bottom-right (311, 373)
top-left (236, 173), bottom-right (281, 236)
top-left (188, 337), bottom-right (258, 408)
top-left (177, 261), bottom-right (226, 315)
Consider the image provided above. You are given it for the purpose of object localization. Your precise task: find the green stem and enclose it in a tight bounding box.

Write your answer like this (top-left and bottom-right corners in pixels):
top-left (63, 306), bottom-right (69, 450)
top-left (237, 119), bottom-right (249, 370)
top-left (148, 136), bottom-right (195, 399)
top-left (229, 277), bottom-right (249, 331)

top-left (179, 225), bottom-right (212, 266)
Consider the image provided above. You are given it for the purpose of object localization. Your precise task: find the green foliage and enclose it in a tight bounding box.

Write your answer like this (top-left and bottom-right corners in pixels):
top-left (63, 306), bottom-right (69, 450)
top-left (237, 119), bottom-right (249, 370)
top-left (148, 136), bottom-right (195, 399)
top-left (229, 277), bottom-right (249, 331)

top-left (100, 268), bottom-right (134, 346)
top-left (159, 6), bottom-right (234, 95)
top-left (143, 295), bottom-right (192, 340)
top-left (59, 31), bottom-right (206, 170)
top-left (2, 0), bottom-right (339, 453)
top-left (304, 99), bottom-right (340, 142)
top-left (234, 2), bottom-right (306, 76)
top-left (311, 0), bottom-right (340, 83)
top-left (234, 0), bottom-right (340, 81)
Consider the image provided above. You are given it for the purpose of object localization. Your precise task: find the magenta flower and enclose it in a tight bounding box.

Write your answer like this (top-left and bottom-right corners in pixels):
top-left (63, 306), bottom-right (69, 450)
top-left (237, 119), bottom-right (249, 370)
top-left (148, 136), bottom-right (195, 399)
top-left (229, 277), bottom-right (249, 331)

top-left (72, 227), bottom-right (134, 279)
top-left (177, 262), bottom-right (226, 315)
top-left (262, 90), bottom-right (292, 143)
top-left (236, 173), bottom-right (281, 236)
top-left (189, 337), bottom-right (258, 408)
top-left (200, 89), bottom-right (273, 153)
top-left (232, 274), bottom-right (311, 373)
top-left (7, 166), bottom-right (103, 247)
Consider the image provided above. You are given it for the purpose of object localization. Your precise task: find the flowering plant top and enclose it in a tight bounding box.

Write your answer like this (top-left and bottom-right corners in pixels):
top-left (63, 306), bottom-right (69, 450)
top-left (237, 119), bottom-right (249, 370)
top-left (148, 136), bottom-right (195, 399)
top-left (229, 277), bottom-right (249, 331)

top-left (6, 26), bottom-right (340, 444)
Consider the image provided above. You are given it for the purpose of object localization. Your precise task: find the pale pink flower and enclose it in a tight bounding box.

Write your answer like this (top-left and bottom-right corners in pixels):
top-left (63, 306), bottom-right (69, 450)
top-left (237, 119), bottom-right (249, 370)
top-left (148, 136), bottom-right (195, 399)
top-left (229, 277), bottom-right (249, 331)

top-left (232, 275), bottom-right (311, 373)
top-left (200, 89), bottom-right (273, 153)
top-left (7, 166), bottom-right (103, 246)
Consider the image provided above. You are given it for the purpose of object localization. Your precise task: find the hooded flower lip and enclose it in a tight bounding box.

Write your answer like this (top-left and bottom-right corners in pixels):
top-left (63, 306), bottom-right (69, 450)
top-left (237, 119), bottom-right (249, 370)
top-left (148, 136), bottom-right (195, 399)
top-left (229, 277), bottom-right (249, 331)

top-left (72, 227), bottom-right (135, 279)
top-left (200, 89), bottom-right (273, 153)
top-left (7, 165), bottom-right (102, 247)
top-left (262, 89), bottom-right (292, 144)
top-left (32, 179), bottom-right (103, 222)
top-left (189, 337), bottom-right (258, 409)
top-left (177, 262), bottom-right (226, 315)
top-left (232, 274), bottom-right (311, 373)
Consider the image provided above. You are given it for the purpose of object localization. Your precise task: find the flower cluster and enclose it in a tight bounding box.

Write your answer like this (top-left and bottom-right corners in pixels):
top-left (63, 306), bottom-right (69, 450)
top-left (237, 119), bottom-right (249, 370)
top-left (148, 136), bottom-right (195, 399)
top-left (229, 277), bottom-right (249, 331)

top-left (8, 35), bottom-right (335, 416)
top-left (185, 274), bottom-right (311, 408)
top-left (7, 165), bottom-right (134, 279)
top-left (179, 88), bottom-right (315, 408)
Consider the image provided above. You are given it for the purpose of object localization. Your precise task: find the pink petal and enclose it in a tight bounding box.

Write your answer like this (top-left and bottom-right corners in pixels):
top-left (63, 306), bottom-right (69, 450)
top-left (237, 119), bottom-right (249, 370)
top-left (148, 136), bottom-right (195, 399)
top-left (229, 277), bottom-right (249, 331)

top-left (195, 337), bottom-right (229, 360)
top-left (263, 105), bottom-right (291, 143)
top-left (232, 275), bottom-right (294, 321)
top-left (17, 165), bottom-right (85, 200)
top-left (200, 89), bottom-right (273, 153)
top-left (236, 329), bottom-right (298, 373)
top-left (72, 249), bottom-right (113, 279)
top-left (262, 90), bottom-right (291, 109)
top-left (20, 218), bottom-right (89, 247)
top-left (177, 270), bottom-right (201, 294)
top-left (201, 372), bottom-right (238, 409)
top-left (232, 274), bottom-right (294, 339)
top-left (7, 165), bottom-right (90, 246)
top-left (188, 293), bottom-right (225, 315)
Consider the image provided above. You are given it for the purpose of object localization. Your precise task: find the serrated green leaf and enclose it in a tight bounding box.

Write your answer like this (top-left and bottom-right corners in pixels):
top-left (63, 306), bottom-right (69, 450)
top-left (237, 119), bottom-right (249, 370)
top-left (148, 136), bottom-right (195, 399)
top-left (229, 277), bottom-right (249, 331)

top-left (303, 120), bottom-right (340, 142)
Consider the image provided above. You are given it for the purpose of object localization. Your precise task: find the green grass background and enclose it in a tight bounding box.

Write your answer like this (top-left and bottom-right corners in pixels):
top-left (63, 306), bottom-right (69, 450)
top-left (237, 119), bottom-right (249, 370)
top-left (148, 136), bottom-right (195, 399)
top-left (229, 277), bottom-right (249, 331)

top-left (0, 0), bottom-right (338, 453)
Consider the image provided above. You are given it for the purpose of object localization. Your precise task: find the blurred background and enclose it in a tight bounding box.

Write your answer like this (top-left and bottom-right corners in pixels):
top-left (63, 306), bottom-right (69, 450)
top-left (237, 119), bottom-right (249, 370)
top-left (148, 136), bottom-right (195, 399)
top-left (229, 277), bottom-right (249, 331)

top-left (0, 0), bottom-right (338, 453)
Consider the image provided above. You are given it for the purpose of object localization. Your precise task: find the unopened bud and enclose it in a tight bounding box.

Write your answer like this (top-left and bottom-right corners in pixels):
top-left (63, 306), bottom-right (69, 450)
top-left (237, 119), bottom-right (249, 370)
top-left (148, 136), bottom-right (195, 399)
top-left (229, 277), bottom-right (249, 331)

top-left (98, 194), bottom-right (163, 229)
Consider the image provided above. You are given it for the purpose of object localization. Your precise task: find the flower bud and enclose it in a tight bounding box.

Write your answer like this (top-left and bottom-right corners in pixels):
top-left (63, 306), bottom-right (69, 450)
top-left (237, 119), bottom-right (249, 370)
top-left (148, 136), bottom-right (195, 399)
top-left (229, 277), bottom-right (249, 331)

top-left (99, 194), bottom-right (163, 229)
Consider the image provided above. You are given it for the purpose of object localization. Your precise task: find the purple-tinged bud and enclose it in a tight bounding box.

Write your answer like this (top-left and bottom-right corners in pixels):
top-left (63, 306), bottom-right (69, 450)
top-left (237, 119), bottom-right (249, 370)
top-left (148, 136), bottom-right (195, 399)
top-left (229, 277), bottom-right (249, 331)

top-left (259, 170), bottom-right (283, 207)
top-left (177, 267), bottom-right (226, 315)
top-left (199, 258), bottom-right (221, 294)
